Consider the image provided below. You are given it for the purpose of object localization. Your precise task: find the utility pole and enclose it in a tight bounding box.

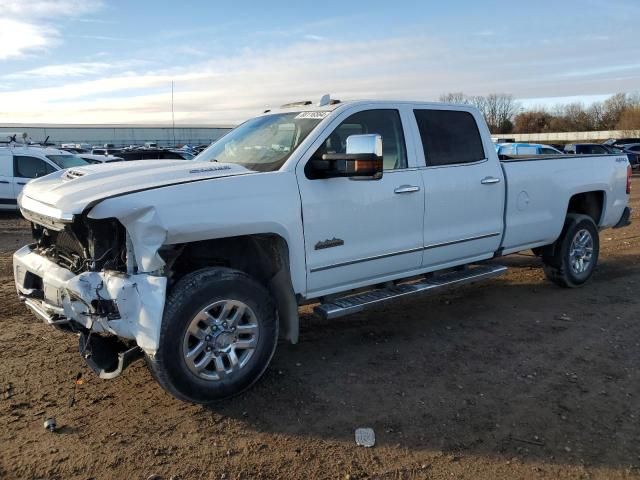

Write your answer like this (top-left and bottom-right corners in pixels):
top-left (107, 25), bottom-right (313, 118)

top-left (171, 81), bottom-right (176, 147)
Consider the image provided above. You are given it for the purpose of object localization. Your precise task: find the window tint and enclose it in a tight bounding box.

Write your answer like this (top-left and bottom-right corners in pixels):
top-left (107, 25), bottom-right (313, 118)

top-left (629, 146), bottom-right (640, 152)
top-left (313, 109), bottom-right (407, 170)
top-left (414, 109), bottom-right (485, 166)
top-left (540, 148), bottom-right (560, 155)
top-left (46, 154), bottom-right (90, 168)
top-left (159, 151), bottom-right (184, 160)
top-left (14, 156), bottom-right (55, 178)
top-left (577, 145), bottom-right (606, 154)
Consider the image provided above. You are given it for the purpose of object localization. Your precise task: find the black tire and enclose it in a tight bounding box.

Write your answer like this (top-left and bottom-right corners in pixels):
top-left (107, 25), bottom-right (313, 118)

top-left (542, 214), bottom-right (600, 288)
top-left (148, 267), bottom-right (278, 404)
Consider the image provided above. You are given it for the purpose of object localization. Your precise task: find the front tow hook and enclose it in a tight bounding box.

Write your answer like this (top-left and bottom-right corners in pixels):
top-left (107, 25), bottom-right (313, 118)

top-left (79, 333), bottom-right (143, 379)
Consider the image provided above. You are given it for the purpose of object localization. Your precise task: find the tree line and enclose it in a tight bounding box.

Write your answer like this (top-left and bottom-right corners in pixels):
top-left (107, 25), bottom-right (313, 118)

top-left (439, 92), bottom-right (640, 134)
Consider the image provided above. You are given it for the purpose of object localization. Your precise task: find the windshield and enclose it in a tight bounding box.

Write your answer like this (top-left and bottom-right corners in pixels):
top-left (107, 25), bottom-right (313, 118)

top-left (46, 155), bottom-right (90, 169)
top-left (195, 112), bottom-right (324, 172)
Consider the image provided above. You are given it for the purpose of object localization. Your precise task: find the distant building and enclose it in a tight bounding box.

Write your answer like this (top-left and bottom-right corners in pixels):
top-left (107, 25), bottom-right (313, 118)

top-left (0, 123), bottom-right (234, 148)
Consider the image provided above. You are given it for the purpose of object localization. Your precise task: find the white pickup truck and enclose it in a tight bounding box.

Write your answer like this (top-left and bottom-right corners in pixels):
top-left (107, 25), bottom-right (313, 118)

top-left (13, 97), bottom-right (632, 404)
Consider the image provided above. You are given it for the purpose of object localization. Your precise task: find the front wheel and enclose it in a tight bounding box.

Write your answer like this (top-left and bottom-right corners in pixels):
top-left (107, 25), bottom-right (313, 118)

top-left (148, 267), bottom-right (278, 404)
top-left (542, 214), bottom-right (600, 288)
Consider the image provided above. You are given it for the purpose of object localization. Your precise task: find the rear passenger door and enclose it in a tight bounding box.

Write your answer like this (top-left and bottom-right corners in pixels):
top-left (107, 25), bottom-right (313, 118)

top-left (412, 108), bottom-right (504, 269)
top-left (12, 155), bottom-right (56, 198)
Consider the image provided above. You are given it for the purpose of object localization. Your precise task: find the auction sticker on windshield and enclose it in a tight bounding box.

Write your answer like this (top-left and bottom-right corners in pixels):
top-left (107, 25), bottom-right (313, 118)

top-left (295, 111), bottom-right (331, 119)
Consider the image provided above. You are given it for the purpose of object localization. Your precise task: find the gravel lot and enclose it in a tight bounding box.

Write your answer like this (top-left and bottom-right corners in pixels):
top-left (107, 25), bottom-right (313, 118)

top-left (1, 179), bottom-right (639, 480)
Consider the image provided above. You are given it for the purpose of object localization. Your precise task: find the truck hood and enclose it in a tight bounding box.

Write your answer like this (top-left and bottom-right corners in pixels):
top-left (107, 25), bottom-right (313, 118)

top-left (19, 160), bottom-right (253, 215)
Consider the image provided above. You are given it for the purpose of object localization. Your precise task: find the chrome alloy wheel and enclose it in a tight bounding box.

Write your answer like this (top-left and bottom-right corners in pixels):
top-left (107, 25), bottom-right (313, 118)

top-left (569, 228), bottom-right (594, 275)
top-left (182, 300), bottom-right (260, 381)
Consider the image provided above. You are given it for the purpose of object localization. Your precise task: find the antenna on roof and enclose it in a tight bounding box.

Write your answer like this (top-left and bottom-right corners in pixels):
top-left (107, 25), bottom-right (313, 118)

top-left (318, 94), bottom-right (330, 107)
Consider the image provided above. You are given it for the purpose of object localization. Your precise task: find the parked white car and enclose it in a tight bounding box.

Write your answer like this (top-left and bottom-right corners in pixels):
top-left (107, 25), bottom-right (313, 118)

top-left (13, 98), bottom-right (632, 403)
top-left (1, 145), bottom-right (90, 211)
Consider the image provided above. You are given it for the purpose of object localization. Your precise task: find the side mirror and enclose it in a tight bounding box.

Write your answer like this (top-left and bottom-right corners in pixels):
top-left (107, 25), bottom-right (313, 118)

top-left (312, 134), bottom-right (383, 180)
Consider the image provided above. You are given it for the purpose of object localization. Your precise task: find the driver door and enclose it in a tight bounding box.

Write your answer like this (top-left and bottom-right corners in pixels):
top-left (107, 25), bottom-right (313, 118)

top-left (296, 107), bottom-right (424, 296)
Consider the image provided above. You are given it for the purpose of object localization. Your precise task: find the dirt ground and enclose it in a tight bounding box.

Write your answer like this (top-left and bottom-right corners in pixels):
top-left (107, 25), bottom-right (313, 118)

top-left (1, 180), bottom-right (639, 480)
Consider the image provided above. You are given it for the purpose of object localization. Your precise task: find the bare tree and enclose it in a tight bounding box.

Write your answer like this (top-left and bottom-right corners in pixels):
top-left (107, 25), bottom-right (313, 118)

top-left (616, 106), bottom-right (640, 134)
top-left (602, 93), bottom-right (628, 129)
top-left (562, 103), bottom-right (593, 131)
top-left (513, 110), bottom-right (553, 133)
top-left (439, 92), bottom-right (470, 104)
top-left (477, 94), bottom-right (517, 133)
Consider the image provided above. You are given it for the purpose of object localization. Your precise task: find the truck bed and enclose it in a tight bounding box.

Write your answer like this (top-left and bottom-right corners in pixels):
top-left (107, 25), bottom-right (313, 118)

top-left (498, 153), bottom-right (630, 255)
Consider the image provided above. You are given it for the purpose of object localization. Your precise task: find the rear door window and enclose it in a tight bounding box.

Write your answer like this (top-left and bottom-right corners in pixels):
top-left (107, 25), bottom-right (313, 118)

top-left (13, 156), bottom-right (56, 178)
top-left (413, 109), bottom-right (485, 166)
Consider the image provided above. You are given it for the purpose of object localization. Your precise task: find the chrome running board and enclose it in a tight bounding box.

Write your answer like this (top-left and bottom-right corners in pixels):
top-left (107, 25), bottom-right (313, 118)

top-left (314, 264), bottom-right (507, 320)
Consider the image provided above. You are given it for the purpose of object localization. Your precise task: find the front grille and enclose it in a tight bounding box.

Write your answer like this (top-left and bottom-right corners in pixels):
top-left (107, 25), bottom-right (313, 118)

top-left (32, 217), bottom-right (126, 274)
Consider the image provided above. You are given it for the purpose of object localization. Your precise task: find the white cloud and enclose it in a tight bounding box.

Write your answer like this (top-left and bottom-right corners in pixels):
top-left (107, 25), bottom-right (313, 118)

top-left (0, 0), bottom-right (102, 17)
top-left (6, 62), bottom-right (115, 78)
top-left (0, 18), bottom-right (56, 60)
top-left (0, 29), bottom-right (639, 124)
top-left (0, 0), bottom-right (103, 59)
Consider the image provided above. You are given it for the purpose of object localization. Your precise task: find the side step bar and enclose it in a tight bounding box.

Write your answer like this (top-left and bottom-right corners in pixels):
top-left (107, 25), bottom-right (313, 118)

top-left (314, 264), bottom-right (507, 320)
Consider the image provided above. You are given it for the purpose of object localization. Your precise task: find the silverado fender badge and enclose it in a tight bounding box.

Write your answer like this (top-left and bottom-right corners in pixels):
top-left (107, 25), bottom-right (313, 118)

top-left (315, 237), bottom-right (344, 250)
top-left (189, 165), bottom-right (232, 174)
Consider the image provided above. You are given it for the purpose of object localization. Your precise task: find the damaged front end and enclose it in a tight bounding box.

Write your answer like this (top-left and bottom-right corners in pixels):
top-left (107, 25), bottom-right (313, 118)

top-left (14, 208), bottom-right (167, 378)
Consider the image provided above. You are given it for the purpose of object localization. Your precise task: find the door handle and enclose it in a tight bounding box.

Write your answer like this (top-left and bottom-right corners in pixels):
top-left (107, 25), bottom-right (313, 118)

top-left (0, 180), bottom-right (10, 184)
top-left (480, 176), bottom-right (501, 185)
top-left (394, 185), bottom-right (421, 194)
top-left (17, 182), bottom-right (27, 185)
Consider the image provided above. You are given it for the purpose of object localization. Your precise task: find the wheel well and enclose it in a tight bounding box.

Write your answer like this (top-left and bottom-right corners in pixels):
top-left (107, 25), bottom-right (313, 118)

top-left (165, 234), bottom-right (289, 286)
top-left (161, 234), bottom-right (300, 344)
top-left (567, 191), bottom-right (604, 226)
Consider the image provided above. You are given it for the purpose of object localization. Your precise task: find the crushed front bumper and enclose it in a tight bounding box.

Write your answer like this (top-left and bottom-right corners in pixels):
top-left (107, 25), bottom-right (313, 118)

top-left (13, 245), bottom-right (167, 357)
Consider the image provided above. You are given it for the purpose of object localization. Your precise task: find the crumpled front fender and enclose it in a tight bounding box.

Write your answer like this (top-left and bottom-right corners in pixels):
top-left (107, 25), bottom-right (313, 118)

top-left (88, 203), bottom-right (167, 273)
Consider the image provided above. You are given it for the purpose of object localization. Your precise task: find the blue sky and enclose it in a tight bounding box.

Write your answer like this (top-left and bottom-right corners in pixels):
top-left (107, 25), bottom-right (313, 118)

top-left (0, 0), bottom-right (639, 124)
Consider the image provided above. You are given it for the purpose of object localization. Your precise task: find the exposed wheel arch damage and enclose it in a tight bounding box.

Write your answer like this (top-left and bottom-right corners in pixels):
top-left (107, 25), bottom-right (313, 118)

top-left (160, 234), bottom-right (299, 344)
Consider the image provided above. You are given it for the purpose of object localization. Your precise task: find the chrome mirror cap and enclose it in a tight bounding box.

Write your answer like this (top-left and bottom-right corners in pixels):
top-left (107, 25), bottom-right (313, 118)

top-left (346, 134), bottom-right (383, 157)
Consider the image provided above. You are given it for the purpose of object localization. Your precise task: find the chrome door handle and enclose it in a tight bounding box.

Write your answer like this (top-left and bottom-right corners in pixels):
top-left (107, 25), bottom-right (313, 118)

top-left (480, 176), bottom-right (501, 185)
top-left (394, 185), bottom-right (421, 194)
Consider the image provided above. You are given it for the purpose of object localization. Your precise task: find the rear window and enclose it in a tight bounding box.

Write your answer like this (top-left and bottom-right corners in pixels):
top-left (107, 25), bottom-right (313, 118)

top-left (414, 109), bottom-right (485, 166)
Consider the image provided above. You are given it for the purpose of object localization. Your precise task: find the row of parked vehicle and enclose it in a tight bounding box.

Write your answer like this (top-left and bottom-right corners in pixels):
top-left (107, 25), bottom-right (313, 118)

top-left (0, 140), bottom-right (212, 210)
top-left (494, 139), bottom-right (640, 169)
top-left (61, 142), bottom-right (204, 163)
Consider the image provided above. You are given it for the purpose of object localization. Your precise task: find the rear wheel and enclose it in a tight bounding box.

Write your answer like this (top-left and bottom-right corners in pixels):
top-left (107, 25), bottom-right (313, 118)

top-left (148, 267), bottom-right (278, 404)
top-left (542, 214), bottom-right (599, 288)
